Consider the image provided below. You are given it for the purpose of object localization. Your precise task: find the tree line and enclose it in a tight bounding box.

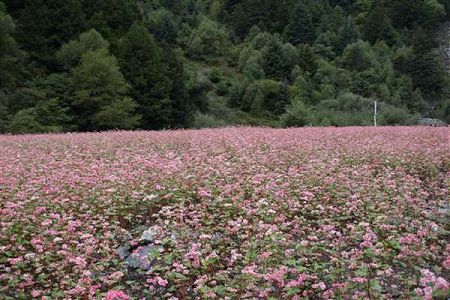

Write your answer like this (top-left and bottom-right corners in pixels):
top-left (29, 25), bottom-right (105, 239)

top-left (0, 0), bottom-right (449, 133)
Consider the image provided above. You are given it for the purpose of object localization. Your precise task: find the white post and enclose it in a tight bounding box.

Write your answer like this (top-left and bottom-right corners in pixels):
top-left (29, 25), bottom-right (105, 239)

top-left (374, 101), bottom-right (377, 127)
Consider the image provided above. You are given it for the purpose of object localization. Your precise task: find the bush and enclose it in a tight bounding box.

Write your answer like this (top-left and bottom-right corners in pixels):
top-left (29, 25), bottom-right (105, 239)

top-left (208, 68), bottom-right (222, 83)
top-left (379, 105), bottom-right (417, 125)
top-left (281, 98), bottom-right (311, 127)
top-left (185, 17), bottom-right (229, 59)
top-left (216, 81), bottom-right (229, 96)
top-left (308, 93), bottom-right (416, 126)
top-left (191, 111), bottom-right (227, 128)
top-left (437, 99), bottom-right (450, 124)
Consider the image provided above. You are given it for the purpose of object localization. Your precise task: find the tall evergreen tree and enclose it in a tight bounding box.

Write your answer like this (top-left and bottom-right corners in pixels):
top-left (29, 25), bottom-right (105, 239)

top-left (10, 0), bottom-right (86, 69)
top-left (118, 23), bottom-right (174, 129)
top-left (261, 35), bottom-right (290, 79)
top-left (363, 0), bottom-right (398, 45)
top-left (58, 29), bottom-right (139, 130)
top-left (0, 2), bottom-right (23, 92)
top-left (285, 0), bottom-right (316, 45)
top-left (335, 16), bottom-right (360, 54)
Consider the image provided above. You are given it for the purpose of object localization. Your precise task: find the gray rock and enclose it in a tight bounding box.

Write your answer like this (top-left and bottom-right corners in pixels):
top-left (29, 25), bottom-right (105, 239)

top-left (125, 245), bottom-right (162, 270)
top-left (116, 244), bottom-right (131, 259)
top-left (139, 226), bottom-right (161, 242)
top-left (418, 118), bottom-right (446, 126)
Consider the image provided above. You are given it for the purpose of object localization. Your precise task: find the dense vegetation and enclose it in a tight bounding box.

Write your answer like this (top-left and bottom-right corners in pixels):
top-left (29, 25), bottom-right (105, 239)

top-left (0, 0), bottom-right (449, 133)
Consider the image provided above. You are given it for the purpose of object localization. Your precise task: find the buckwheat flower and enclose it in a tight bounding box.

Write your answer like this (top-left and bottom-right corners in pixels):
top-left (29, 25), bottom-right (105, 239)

top-left (423, 287), bottom-right (433, 300)
top-left (286, 274), bottom-right (307, 289)
top-left (435, 277), bottom-right (449, 290)
top-left (284, 249), bottom-right (294, 258)
top-left (31, 290), bottom-right (41, 297)
top-left (198, 189), bottom-right (211, 198)
top-left (106, 290), bottom-right (130, 300)
top-left (53, 237), bottom-right (63, 243)
top-left (172, 262), bottom-right (187, 273)
top-left (83, 270), bottom-right (92, 277)
top-left (153, 276), bottom-right (167, 287)
top-left (352, 277), bottom-right (367, 283)
top-left (34, 206), bottom-right (46, 214)
top-left (259, 251), bottom-right (272, 260)
top-left (8, 257), bottom-right (23, 265)
top-left (241, 264), bottom-right (259, 277)
top-left (145, 194), bottom-right (158, 201)
top-left (24, 253), bottom-right (36, 260)
top-left (443, 256), bottom-right (450, 269)
top-left (316, 281), bottom-right (326, 290)
top-left (108, 271), bottom-right (124, 281)
top-left (205, 291), bottom-right (217, 298)
top-left (41, 219), bottom-right (52, 226)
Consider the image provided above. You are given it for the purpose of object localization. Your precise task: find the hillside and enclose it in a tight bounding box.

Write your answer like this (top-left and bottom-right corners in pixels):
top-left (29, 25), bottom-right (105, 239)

top-left (0, 0), bottom-right (449, 133)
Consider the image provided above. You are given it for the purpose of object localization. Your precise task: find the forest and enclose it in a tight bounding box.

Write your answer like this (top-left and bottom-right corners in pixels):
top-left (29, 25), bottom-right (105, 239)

top-left (0, 0), bottom-right (449, 133)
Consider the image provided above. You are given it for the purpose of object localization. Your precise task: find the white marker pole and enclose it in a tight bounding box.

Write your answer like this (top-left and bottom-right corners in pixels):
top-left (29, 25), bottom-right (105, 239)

top-left (374, 100), bottom-right (377, 127)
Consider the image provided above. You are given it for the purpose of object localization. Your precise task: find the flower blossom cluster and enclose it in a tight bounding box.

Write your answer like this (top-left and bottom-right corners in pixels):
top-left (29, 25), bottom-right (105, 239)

top-left (0, 127), bottom-right (449, 298)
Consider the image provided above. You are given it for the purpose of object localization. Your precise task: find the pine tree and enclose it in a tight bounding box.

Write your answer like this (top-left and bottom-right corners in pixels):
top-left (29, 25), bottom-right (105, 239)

top-left (261, 35), bottom-right (289, 79)
top-left (58, 29), bottom-right (138, 130)
top-left (118, 23), bottom-right (174, 129)
top-left (11, 0), bottom-right (86, 69)
top-left (146, 8), bottom-right (177, 43)
top-left (363, 0), bottom-right (398, 45)
top-left (57, 29), bottom-right (109, 69)
top-left (336, 17), bottom-right (360, 54)
top-left (0, 2), bottom-right (23, 92)
top-left (285, 0), bottom-right (316, 45)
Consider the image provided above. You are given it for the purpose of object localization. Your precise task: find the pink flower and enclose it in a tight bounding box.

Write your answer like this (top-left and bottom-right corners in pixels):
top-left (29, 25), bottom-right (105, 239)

top-left (156, 276), bottom-right (168, 287)
top-left (443, 256), bottom-right (450, 269)
top-left (105, 290), bottom-right (130, 300)
top-left (423, 286), bottom-right (433, 300)
top-left (435, 277), bottom-right (449, 290)
top-left (198, 189), bottom-right (211, 198)
top-left (352, 277), bottom-right (367, 283)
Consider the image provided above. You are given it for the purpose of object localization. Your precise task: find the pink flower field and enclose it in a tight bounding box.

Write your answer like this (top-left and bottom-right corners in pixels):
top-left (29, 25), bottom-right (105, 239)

top-left (1, 127), bottom-right (449, 299)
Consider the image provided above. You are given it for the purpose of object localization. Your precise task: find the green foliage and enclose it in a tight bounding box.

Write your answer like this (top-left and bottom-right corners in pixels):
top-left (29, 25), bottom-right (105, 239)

top-left (146, 8), bottom-right (178, 43)
top-left (0, 93), bottom-right (10, 132)
top-left (243, 79), bottom-right (288, 115)
top-left (285, 0), bottom-right (317, 45)
top-left (438, 99), bottom-right (450, 124)
top-left (243, 55), bottom-right (265, 80)
top-left (0, 2), bottom-right (23, 91)
top-left (6, 0), bottom-right (86, 69)
top-left (309, 93), bottom-right (415, 126)
top-left (7, 108), bottom-right (45, 134)
top-left (335, 17), bottom-right (360, 54)
top-left (191, 111), bottom-right (227, 128)
top-left (389, 0), bottom-right (445, 29)
top-left (56, 29), bottom-right (139, 130)
top-left (57, 29), bottom-right (109, 69)
top-left (297, 44), bottom-right (318, 75)
top-left (71, 49), bottom-right (129, 105)
top-left (95, 97), bottom-right (141, 129)
top-left (7, 98), bottom-right (71, 133)
top-left (228, 0), bottom-right (292, 37)
top-left (118, 23), bottom-right (185, 129)
top-left (341, 41), bottom-right (376, 72)
top-left (261, 35), bottom-right (289, 79)
top-left (363, 1), bottom-right (398, 45)
top-left (184, 17), bottom-right (229, 59)
top-left (1, 0), bottom-right (449, 133)
top-left (282, 97), bottom-right (311, 127)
